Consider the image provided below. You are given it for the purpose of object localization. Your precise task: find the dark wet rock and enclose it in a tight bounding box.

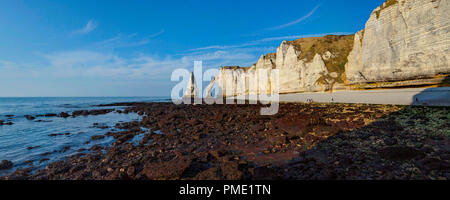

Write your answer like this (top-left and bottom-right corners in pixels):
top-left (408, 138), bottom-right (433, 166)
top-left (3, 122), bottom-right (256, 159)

top-left (127, 166), bottom-right (136, 178)
top-left (44, 113), bottom-right (57, 117)
top-left (40, 152), bottom-right (53, 156)
top-left (35, 120), bottom-right (52, 123)
top-left (140, 133), bottom-right (154, 145)
top-left (72, 110), bottom-right (89, 116)
top-left (0, 160), bottom-right (13, 170)
top-left (72, 109), bottom-right (115, 117)
top-left (379, 146), bottom-right (424, 161)
top-left (220, 161), bottom-right (245, 180)
top-left (115, 121), bottom-right (140, 130)
top-left (440, 153), bottom-right (450, 161)
top-left (417, 158), bottom-right (450, 172)
top-left (384, 138), bottom-right (397, 146)
top-left (372, 120), bottom-right (403, 132)
top-left (194, 167), bottom-right (222, 180)
top-left (96, 102), bottom-right (146, 107)
top-left (253, 166), bottom-right (281, 180)
top-left (143, 156), bottom-right (192, 180)
top-left (0, 120), bottom-right (13, 126)
top-left (39, 158), bottom-right (50, 163)
top-left (2, 103), bottom-right (448, 180)
top-left (24, 160), bottom-right (34, 165)
top-left (91, 135), bottom-right (105, 140)
top-left (112, 132), bottom-right (136, 144)
top-left (272, 114), bottom-right (312, 136)
top-left (26, 146), bottom-right (41, 150)
top-left (92, 123), bottom-right (110, 129)
top-left (72, 153), bottom-right (86, 159)
top-left (2, 168), bottom-right (31, 180)
top-left (90, 145), bottom-right (103, 151)
top-left (90, 109), bottom-right (115, 115)
top-left (48, 133), bottom-right (64, 137)
top-left (58, 112), bottom-right (70, 118)
top-left (62, 146), bottom-right (71, 152)
top-left (25, 115), bottom-right (35, 120)
top-left (305, 150), bottom-right (328, 164)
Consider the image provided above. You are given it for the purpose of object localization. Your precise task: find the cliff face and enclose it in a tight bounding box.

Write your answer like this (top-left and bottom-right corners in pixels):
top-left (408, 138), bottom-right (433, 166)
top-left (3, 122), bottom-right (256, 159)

top-left (345, 0), bottom-right (450, 84)
top-left (203, 0), bottom-right (449, 97)
top-left (206, 35), bottom-right (354, 97)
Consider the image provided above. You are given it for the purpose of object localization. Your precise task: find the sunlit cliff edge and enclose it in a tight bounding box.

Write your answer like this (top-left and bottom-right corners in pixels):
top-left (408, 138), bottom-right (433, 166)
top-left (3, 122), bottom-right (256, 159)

top-left (201, 0), bottom-right (449, 98)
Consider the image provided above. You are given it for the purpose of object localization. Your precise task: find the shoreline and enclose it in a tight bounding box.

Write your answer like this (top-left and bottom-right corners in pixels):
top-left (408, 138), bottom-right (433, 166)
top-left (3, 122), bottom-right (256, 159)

top-left (2, 102), bottom-right (448, 180)
top-left (229, 87), bottom-right (450, 106)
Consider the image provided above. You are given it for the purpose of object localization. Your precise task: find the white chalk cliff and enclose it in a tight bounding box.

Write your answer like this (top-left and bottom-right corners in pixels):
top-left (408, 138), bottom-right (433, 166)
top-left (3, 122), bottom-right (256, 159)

top-left (345, 0), bottom-right (450, 84)
top-left (201, 0), bottom-right (449, 97)
top-left (205, 35), bottom-right (354, 97)
top-left (184, 72), bottom-right (198, 98)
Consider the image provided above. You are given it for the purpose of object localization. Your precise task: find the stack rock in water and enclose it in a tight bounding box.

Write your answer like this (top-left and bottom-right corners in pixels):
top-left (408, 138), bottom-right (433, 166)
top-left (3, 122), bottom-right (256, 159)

top-left (184, 72), bottom-right (198, 99)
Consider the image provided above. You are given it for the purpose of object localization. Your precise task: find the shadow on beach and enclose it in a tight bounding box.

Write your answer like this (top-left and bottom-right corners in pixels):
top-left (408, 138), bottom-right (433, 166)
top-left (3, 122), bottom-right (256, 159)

top-left (268, 76), bottom-right (449, 180)
top-left (412, 76), bottom-right (450, 106)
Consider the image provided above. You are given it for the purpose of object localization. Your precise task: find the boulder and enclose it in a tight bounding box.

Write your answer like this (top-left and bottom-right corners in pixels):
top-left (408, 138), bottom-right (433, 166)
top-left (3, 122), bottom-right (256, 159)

top-left (25, 115), bottom-right (35, 120)
top-left (142, 156), bottom-right (192, 180)
top-left (0, 160), bottom-right (13, 170)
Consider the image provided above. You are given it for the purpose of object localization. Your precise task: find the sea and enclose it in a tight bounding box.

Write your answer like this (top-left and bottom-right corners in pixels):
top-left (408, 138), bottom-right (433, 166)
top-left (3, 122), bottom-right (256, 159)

top-left (0, 97), bottom-right (171, 176)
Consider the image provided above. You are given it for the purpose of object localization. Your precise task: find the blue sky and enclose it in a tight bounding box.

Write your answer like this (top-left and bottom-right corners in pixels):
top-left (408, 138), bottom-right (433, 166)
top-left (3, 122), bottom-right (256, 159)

top-left (0, 0), bottom-right (384, 97)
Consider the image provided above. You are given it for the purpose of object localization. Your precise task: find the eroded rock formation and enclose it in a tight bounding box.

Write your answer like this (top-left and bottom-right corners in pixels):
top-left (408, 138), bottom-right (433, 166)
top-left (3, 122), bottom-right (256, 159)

top-left (184, 72), bottom-right (198, 98)
top-left (345, 0), bottom-right (450, 85)
top-left (205, 0), bottom-right (449, 97)
top-left (206, 35), bottom-right (354, 97)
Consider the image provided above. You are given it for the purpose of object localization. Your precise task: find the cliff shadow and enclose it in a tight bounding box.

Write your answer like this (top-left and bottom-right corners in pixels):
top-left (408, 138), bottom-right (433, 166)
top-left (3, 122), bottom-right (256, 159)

top-left (248, 104), bottom-right (449, 180)
top-left (252, 79), bottom-right (449, 180)
top-left (412, 75), bottom-right (450, 106)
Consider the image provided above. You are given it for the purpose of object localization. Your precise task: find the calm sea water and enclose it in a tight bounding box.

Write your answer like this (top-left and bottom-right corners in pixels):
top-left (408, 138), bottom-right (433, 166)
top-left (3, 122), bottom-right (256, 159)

top-left (0, 97), bottom-right (170, 176)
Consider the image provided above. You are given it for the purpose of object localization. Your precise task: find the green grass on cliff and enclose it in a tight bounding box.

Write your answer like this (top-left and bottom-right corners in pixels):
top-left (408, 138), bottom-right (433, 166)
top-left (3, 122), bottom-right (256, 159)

top-left (375, 0), bottom-right (398, 19)
top-left (287, 34), bottom-right (355, 83)
top-left (221, 34), bottom-right (355, 85)
top-left (222, 65), bottom-right (252, 71)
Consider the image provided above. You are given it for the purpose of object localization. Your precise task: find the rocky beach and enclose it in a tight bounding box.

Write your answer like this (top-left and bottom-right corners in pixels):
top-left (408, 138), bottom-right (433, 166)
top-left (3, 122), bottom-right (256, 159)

top-left (0, 0), bottom-right (449, 182)
top-left (2, 102), bottom-right (448, 180)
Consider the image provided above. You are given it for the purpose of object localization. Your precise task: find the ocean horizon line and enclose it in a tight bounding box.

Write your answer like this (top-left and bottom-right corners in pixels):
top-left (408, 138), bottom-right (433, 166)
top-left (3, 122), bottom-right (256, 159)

top-left (0, 96), bottom-right (170, 98)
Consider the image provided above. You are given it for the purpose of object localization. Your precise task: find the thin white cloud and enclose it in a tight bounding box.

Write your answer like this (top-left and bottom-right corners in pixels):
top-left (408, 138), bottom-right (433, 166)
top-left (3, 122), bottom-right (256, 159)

top-left (3, 48), bottom-right (255, 80)
top-left (148, 29), bottom-right (165, 38)
top-left (43, 51), bottom-right (124, 69)
top-left (188, 32), bottom-right (352, 51)
top-left (0, 60), bottom-right (19, 69)
top-left (267, 5), bottom-right (320, 30)
top-left (0, 59), bottom-right (42, 78)
top-left (96, 29), bottom-right (164, 49)
top-left (72, 19), bottom-right (98, 35)
top-left (258, 32), bottom-right (352, 41)
top-left (3, 28), bottom-right (351, 83)
top-left (189, 43), bottom-right (255, 51)
top-left (97, 34), bottom-right (122, 45)
top-left (127, 33), bottom-right (138, 38)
